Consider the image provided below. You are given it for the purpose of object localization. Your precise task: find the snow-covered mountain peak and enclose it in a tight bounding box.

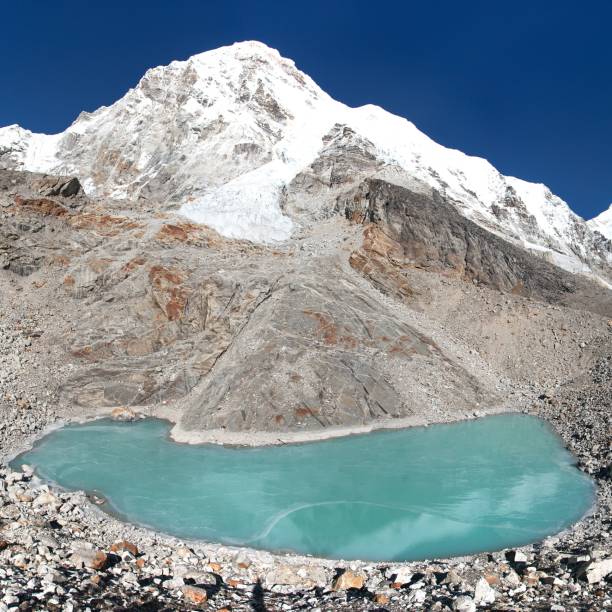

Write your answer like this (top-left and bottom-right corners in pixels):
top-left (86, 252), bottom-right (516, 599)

top-left (131, 40), bottom-right (329, 124)
top-left (0, 41), bottom-right (610, 279)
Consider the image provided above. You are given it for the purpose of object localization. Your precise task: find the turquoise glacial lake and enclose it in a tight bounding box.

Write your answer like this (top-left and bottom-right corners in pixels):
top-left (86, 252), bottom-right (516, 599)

top-left (13, 414), bottom-right (594, 561)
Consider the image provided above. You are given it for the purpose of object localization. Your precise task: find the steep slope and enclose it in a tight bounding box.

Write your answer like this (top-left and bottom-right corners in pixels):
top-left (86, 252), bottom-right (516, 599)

top-left (589, 204), bottom-right (612, 240)
top-left (2, 167), bottom-right (610, 443)
top-left (0, 169), bottom-right (499, 440)
top-left (342, 179), bottom-right (612, 316)
top-left (1, 41), bottom-right (610, 278)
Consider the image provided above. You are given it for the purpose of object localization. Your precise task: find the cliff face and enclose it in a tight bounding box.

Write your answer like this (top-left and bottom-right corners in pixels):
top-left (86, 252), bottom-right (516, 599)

top-left (341, 179), bottom-right (612, 316)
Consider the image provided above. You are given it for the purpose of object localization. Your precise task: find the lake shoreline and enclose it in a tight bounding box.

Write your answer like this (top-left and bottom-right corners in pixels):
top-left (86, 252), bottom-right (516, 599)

top-left (0, 385), bottom-right (610, 610)
top-left (3, 394), bottom-right (519, 461)
top-left (12, 412), bottom-right (596, 563)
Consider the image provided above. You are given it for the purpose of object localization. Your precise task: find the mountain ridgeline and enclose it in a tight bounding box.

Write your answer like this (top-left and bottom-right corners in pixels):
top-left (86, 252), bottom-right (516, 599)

top-left (0, 41), bottom-right (611, 283)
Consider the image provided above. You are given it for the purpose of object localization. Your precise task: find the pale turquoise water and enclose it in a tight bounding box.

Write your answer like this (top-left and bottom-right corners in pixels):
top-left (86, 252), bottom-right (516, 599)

top-left (13, 414), bottom-right (594, 561)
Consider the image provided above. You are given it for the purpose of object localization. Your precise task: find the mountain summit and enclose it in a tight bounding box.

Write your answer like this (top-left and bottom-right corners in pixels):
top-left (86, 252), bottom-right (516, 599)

top-left (1, 41), bottom-right (610, 278)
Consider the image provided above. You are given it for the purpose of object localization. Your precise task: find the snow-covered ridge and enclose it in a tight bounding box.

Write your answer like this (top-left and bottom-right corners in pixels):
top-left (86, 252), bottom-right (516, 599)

top-left (0, 40), bottom-right (610, 278)
top-left (588, 205), bottom-right (612, 241)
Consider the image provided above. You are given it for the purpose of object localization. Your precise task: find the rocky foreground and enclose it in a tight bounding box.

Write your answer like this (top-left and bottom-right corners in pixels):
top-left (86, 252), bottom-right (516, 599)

top-left (0, 320), bottom-right (610, 611)
top-left (0, 411), bottom-right (610, 612)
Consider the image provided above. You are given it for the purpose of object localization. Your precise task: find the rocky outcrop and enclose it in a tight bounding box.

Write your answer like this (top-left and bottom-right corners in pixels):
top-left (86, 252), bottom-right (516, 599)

top-left (282, 124), bottom-right (383, 222)
top-left (178, 263), bottom-right (487, 436)
top-left (348, 224), bottom-right (413, 300)
top-left (34, 174), bottom-right (82, 198)
top-left (0, 170), bottom-right (85, 276)
top-left (341, 179), bottom-right (612, 316)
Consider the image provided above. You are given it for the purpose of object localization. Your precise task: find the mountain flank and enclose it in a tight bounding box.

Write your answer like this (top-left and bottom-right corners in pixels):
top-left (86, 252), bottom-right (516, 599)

top-left (0, 41), bottom-right (610, 610)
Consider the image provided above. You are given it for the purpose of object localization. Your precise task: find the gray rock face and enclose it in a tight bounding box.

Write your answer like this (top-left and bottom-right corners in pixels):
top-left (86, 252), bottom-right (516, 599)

top-left (340, 178), bottom-right (612, 316)
top-left (0, 170), bottom-right (86, 276)
top-left (282, 124), bottom-right (383, 222)
top-left (178, 259), bottom-right (487, 435)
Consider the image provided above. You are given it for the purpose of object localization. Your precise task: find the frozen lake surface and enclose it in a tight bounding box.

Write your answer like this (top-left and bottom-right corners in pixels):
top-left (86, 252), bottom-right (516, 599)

top-left (13, 414), bottom-right (595, 561)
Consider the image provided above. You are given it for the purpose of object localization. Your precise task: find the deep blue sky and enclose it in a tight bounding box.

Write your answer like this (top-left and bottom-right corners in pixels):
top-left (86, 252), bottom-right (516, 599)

top-left (2, 1), bottom-right (611, 219)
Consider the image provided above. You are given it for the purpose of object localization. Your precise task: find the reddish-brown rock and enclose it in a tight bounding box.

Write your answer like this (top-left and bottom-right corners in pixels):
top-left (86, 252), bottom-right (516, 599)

top-left (181, 585), bottom-right (208, 605)
top-left (110, 540), bottom-right (139, 556)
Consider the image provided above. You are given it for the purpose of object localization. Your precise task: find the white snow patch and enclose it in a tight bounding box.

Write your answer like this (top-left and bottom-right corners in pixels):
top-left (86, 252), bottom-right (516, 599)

top-left (588, 204), bottom-right (612, 240)
top-left (182, 161), bottom-right (294, 242)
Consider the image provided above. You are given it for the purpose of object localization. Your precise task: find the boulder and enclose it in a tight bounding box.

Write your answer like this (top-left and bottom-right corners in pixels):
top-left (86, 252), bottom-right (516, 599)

top-left (443, 569), bottom-right (463, 586)
top-left (181, 585), bottom-right (208, 605)
top-left (33, 492), bottom-right (59, 507)
top-left (503, 569), bottom-right (521, 587)
top-left (164, 577), bottom-right (185, 589)
top-left (373, 593), bottom-right (390, 605)
top-left (36, 175), bottom-right (82, 198)
top-left (39, 535), bottom-right (60, 549)
top-left (474, 577), bottom-right (496, 604)
top-left (110, 406), bottom-right (138, 421)
top-left (6, 472), bottom-right (24, 484)
top-left (264, 563), bottom-right (327, 589)
top-left (110, 540), bottom-right (139, 556)
top-left (510, 550), bottom-right (529, 564)
top-left (20, 464), bottom-right (34, 478)
top-left (585, 558), bottom-right (612, 584)
top-left (71, 548), bottom-right (108, 570)
top-left (332, 569), bottom-right (366, 590)
top-left (192, 572), bottom-right (218, 587)
top-left (386, 566), bottom-right (413, 585)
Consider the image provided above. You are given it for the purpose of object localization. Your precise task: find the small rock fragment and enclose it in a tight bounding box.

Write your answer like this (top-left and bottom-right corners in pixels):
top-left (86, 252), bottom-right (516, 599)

top-left (453, 595), bottom-right (476, 612)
